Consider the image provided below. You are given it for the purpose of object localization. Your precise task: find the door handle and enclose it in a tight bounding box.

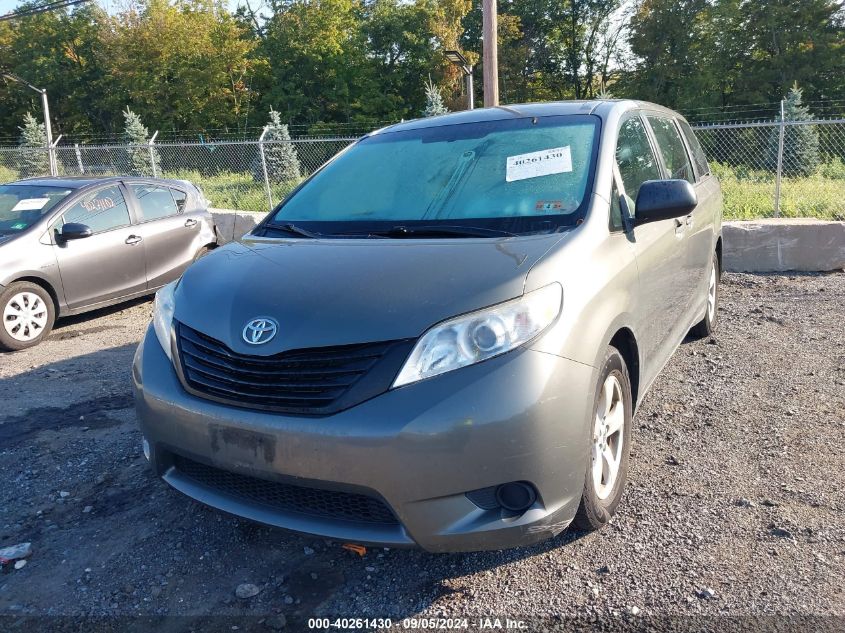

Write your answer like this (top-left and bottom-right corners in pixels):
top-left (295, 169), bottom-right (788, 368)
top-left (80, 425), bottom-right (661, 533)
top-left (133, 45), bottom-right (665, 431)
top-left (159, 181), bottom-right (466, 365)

top-left (125, 235), bottom-right (142, 245)
top-left (184, 218), bottom-right (198, 228)
top-left (685, 214), bottom-right (693, 227)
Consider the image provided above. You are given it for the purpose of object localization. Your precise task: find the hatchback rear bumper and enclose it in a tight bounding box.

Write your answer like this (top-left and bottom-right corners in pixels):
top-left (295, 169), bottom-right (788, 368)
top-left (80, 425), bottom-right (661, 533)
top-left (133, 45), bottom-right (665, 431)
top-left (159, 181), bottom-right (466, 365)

top-left (133, 325), bottom-right (597, 552)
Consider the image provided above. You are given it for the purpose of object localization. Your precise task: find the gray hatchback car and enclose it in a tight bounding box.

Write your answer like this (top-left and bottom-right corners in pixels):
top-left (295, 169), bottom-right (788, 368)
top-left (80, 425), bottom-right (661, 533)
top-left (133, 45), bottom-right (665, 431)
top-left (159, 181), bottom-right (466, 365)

top-left (133, 100), bottom-right (722, 552)
top-left (0, 176), bottom-right (217, 351)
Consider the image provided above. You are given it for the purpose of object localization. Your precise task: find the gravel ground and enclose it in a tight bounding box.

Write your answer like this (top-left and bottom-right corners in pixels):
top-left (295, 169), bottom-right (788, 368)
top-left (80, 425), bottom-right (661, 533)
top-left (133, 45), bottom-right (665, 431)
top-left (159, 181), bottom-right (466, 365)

top-left (1, 273), bottom-right (844, 631)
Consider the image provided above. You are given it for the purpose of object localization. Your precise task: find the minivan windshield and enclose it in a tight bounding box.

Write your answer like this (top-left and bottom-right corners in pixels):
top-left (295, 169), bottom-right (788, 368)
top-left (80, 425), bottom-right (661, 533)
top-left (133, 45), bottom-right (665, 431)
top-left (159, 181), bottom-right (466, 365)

top-left (268, 115), bottom-right (599, 236)
top-left (0, 184), bottom-right (74, 235)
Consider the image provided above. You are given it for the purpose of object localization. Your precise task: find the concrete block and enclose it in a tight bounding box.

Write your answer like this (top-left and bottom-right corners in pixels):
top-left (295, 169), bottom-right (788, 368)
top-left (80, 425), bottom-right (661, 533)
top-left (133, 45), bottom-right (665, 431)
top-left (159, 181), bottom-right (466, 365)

top-left (211, 208), bottom-right (267, 244)
top-left (723, 219), bottom-right (845, 273)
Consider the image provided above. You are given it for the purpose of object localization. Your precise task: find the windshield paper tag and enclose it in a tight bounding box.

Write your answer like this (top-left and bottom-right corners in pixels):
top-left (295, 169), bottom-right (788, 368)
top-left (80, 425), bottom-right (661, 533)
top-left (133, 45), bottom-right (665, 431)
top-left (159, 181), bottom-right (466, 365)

top-left (11, 198), bottom-right (50, 212)
top-left (506, 146), bottom-right (572, 182)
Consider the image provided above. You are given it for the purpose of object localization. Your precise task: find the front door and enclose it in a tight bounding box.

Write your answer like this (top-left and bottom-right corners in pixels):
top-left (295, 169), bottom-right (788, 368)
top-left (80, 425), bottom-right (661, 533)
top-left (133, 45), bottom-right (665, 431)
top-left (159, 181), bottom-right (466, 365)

top-left (51, 183), bottom-right (147, 310)
top-left (615, 114), bottom-right (690, 387)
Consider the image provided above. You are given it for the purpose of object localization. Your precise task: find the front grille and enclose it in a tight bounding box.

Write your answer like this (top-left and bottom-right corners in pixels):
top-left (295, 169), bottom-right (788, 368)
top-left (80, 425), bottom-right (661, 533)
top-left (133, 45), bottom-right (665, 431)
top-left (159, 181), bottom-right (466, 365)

top-left (176, 322), bottom-right (408, 414)
top-left (174, 455), bottom-right (398, 525)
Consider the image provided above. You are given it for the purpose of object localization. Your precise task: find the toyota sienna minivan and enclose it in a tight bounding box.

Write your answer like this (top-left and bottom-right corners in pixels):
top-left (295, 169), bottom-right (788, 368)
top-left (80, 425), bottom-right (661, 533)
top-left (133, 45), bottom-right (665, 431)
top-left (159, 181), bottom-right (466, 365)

top-left (133, 100), bottom-right (722, 552)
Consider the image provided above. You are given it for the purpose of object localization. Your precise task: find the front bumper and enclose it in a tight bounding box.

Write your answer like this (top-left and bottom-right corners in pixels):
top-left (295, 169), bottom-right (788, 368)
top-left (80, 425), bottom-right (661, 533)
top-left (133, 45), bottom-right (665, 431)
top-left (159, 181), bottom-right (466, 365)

top-left (132, 325), bottom-right (597, 552)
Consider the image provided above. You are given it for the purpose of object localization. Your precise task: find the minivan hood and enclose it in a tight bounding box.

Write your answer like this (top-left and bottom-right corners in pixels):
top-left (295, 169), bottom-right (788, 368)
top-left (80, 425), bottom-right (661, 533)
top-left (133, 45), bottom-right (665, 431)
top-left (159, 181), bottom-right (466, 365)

top-left (175, 234), bottom-right (564, 355)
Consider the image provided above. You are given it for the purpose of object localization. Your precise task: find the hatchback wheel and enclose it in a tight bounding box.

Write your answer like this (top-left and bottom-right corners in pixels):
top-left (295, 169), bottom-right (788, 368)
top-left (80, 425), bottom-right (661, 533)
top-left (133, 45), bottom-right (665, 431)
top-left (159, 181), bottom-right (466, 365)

top-left (690, 252), bottom-right (720, 338)
top-left (0, 282), bottom-right (56, 351)
top-left (573, 346), bottom-right (632, 531)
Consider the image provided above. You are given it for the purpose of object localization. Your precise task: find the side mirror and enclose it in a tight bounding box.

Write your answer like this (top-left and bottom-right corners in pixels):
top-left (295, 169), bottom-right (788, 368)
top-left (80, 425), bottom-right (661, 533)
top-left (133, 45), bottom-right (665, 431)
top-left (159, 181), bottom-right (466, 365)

top-left (633, 179), bottom-right (697, 226)
top-left (57, 223), bottom-right (93, 242)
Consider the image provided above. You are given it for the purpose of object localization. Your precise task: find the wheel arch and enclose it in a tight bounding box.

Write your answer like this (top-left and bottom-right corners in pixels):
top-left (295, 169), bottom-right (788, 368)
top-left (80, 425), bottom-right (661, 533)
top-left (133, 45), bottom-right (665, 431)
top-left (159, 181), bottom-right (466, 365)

top-left (608, 327), bottom-right (641, 411)
top-left (8, 275), bottom-right (62, 316)
top-left (715, 235), bottom-right (723, 274)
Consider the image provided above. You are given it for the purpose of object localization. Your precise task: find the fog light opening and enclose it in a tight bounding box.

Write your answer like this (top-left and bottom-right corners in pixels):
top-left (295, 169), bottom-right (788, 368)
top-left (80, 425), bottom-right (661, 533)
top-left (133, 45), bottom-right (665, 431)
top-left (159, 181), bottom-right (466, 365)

top-left (142, 438), bottom-right (150, 461)
top-left (494, 482), bottom-right (537, 513)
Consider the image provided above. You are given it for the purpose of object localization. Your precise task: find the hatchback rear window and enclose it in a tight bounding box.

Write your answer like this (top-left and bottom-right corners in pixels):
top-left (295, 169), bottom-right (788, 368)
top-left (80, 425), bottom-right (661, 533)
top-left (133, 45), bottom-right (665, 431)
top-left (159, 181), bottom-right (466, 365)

top-left (272, 115), bottom-right (600, 235)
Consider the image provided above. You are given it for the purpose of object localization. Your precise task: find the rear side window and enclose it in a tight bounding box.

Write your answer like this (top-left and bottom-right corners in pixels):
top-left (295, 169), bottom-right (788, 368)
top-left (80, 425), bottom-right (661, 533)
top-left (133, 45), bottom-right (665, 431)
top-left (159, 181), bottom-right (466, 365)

top-left (615, 116), bottom-right (661, 212)
top-left (62, 185), bottom-right (131, 234)
top-left (646, 116), bottom-right (695, 183)
top-left (131, 184), bottom-right (179, 221)
top-left (171, 188), bottom-right (188, 213)
top-left (678, 119), bottom-right (710, 178)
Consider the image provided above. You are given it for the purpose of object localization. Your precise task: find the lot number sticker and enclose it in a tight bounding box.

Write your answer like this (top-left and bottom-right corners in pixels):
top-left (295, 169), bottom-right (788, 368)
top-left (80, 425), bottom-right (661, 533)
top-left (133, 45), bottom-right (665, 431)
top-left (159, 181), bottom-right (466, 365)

top-left (506, 146), bottom-right (572, 182)
top-left (11, 198), bottom-right (50, 212)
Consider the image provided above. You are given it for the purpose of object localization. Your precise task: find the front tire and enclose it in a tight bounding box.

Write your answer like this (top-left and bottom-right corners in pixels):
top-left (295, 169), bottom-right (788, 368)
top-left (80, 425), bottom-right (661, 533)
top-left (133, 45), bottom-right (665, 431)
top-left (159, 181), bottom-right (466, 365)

top-left (690, 252), bottom-right (720, 339)
top-left (0, 282), bottom-right (56, 351)
top-left (572, 346), bottom-right (633, 531)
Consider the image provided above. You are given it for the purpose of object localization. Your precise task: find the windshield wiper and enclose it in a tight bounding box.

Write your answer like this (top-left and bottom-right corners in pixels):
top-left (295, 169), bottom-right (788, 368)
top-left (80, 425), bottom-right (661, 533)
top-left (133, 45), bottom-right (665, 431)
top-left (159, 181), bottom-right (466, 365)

top-left (266, 223), bottom-right (323, 239)
top-left (357, 225), bottom-right (518, 239)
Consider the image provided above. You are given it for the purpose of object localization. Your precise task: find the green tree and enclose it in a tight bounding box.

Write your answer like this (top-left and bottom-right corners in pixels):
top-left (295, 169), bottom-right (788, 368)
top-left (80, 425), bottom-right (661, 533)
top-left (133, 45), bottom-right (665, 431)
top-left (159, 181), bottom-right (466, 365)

top-left (766, 85), bottom-right (820, 177)
top-left (423, 77), bottom-right (449, 117)
top-left (254, 109), bottom-right (302, 185)
top-left (122, 108), bottom-right (160, 176)
top-left (18, 112), bottom-right (49, 177)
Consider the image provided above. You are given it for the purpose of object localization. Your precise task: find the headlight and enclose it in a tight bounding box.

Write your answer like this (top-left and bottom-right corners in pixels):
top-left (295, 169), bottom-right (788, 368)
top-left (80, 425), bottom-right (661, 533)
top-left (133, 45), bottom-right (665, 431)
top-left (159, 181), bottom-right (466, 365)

top-left (393, 283), bottom-right (562, 388)
top-left (152, 281), bottom-right (177, 361)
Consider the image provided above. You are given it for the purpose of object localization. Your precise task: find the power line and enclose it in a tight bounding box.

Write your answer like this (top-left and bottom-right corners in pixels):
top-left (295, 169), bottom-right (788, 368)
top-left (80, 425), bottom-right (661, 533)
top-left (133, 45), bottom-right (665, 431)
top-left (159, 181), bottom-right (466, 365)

top-left (0, 0), bottom-right (93, 22)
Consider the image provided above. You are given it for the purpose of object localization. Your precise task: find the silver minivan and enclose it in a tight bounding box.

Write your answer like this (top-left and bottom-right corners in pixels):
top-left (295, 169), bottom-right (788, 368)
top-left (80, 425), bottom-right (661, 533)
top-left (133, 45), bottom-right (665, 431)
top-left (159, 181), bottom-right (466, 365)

top-left (134, 100), bottom-right (722, 552)
top-left (0, 177), bottom-right (217, 350)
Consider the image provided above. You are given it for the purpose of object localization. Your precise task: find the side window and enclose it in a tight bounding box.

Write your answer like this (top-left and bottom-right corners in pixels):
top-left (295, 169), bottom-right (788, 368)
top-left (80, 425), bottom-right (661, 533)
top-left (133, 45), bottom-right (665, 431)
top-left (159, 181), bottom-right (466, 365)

top-left (609, 180), bottom-right (622, 231)
top-left (615, 116), bottom-right (662, 214)
top-left (62, 185), bottom-right (130, 234)
top-left (678, 119), bottom-right (710, 179)
top-left (646, 116), bottom-right (695, 183)
top-left (131, 184), bottom-right (179, 221)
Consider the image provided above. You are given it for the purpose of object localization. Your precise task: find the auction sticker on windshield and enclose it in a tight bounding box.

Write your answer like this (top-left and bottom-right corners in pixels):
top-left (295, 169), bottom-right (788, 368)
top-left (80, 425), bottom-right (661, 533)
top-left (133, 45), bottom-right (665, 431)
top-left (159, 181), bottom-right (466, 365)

top-left (11, 198), bottom-right (50, 212)
top-left (506, 146), bottom-right (572, 182)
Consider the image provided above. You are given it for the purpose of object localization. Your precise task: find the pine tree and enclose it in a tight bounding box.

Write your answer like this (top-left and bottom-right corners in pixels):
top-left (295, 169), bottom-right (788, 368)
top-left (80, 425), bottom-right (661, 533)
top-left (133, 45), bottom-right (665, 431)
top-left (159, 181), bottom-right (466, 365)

top-left (423, 77), bottom-right (449, 117)
top-left (122, 108), bottom-right (160, 176)
top-left (18, 112), bottom-right (49, 178)
top-left (766, 84), bottom-right (820, 177)
top-left (253, 109), bottom-right (301, 185)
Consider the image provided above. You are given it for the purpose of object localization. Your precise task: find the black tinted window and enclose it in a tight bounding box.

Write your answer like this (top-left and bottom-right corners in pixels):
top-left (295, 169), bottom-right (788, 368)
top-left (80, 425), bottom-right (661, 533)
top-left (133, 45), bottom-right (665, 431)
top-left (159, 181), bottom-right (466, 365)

top-left (678, 119), bottom-right (710, 178)
top-left (62, 185), bottom-right (130, 233)
top-left (616, 116), bottom-right (661, 213)
top-left (647, 116), bottom-right (695, 183)
top-left (132, 184), bottom-right (179, 221)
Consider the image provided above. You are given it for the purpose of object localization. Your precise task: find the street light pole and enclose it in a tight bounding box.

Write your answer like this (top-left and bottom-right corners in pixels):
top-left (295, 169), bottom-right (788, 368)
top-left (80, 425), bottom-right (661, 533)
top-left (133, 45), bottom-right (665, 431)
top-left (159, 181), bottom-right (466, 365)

top-left (2, 71), bottom-right (56, 176)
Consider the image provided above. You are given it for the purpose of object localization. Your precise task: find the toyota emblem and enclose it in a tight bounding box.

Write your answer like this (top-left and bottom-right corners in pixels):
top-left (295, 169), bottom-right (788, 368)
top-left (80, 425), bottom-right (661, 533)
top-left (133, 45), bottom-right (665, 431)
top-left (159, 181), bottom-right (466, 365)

top-left (242, 317), bottom-right (278, 345)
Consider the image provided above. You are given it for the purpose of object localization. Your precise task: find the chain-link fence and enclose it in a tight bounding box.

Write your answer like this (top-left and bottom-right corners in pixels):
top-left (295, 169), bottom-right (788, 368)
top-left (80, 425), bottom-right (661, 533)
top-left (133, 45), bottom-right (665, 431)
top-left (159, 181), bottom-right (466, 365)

top-left (692, 119), bottom-right (845, 220)
top-left (0, 137), bottom-right (357, 212)
top-left (0, 120), bottom-right (844, 219)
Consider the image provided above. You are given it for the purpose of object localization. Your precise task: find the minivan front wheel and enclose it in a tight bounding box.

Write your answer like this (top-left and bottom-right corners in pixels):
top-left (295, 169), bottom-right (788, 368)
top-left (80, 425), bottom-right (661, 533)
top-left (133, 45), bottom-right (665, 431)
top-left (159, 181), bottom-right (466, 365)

top-left (573, 346), bottom-right (632, 531)
top-left (0, 282), bottom-right (56, 351)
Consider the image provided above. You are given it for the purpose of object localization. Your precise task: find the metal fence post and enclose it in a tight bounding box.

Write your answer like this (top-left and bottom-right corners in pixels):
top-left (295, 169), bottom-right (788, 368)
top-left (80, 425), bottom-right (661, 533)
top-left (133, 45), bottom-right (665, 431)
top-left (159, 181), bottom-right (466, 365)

top-left (74, 143), bottom-right (84, 174)
top-left (149, 130), bottom-right (159, 178)
top-left (774, 99), bottom-right (785, 217)
top-left (258, 125), bottom-right (274, 210)
top-left (48, 135), bottom-right (62, 176)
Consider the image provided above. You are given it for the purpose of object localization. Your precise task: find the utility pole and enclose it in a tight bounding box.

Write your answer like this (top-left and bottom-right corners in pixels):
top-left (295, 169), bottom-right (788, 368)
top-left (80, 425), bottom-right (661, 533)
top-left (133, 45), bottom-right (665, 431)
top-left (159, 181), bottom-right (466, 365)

top-left (482, 0), bottom-right (499, 107)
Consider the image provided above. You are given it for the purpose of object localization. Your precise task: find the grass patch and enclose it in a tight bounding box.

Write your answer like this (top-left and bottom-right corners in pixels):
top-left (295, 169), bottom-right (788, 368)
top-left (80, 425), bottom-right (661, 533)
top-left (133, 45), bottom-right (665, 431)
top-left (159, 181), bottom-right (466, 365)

top-left (161, 170), bottom-right (300, 212)
top-left (712, 162), bottom-right (845, 220)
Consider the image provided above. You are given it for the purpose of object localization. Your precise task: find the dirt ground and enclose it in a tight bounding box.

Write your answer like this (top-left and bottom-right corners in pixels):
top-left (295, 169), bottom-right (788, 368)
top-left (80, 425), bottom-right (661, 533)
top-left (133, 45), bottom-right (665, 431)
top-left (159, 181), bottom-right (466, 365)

top-left (1, 273), bottom-right (844, 632)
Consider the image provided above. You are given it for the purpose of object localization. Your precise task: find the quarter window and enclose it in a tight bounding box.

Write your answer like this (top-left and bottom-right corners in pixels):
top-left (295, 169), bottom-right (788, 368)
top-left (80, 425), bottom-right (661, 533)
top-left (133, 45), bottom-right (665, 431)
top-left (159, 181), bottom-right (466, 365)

top-left (615, 116), bottom-right (661, 214)
top-left (62, 185), bottom-right (130, 234)
top-left (647, 116), bottom-right (695, 183)
top-left (132, 184), bottom-right (180, 221)
top-left (678, 119), bottom-right (710, 179)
